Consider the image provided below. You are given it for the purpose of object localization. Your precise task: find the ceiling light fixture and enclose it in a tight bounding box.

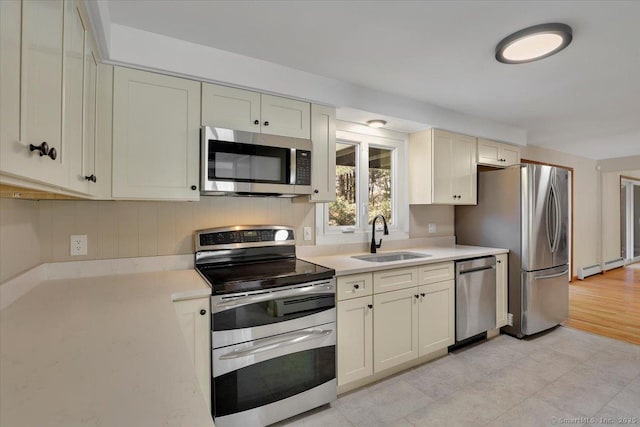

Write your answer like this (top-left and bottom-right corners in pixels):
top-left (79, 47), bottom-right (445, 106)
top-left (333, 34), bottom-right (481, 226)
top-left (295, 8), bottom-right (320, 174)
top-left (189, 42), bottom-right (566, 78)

top-left (367, 119), bottom-right (387, 128)
top-left (495, 23), bottom-right (572, 64)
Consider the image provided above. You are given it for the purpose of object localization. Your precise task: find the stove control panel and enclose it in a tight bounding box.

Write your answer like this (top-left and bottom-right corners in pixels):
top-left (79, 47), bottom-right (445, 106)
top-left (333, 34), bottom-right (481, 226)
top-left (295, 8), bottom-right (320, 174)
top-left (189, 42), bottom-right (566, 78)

top-left (198, 226), bottom-right (294, 248)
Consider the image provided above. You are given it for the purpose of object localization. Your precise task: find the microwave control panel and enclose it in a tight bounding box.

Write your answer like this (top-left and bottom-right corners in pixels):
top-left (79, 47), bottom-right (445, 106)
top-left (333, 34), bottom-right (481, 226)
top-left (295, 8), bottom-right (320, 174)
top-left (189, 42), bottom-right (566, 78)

top-left (295, 150), bottom-right (311, 185)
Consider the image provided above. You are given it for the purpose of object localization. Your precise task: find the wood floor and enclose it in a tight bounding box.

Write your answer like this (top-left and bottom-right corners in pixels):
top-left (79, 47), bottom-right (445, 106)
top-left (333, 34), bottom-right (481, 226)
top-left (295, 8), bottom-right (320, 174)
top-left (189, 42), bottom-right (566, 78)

top-left (564, 265), bottom-right (640, 344)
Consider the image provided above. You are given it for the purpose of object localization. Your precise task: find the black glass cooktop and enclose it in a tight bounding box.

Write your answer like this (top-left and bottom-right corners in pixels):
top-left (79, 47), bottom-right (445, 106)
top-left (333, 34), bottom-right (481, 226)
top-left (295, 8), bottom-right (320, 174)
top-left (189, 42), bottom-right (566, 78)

top-left (197, 258), bottom-right (335, 295)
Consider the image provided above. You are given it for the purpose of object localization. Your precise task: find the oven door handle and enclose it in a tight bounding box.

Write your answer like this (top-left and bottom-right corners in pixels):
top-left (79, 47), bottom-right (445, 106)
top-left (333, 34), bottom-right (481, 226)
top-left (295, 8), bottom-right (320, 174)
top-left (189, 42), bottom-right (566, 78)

top-left (218, 328), bottom-right (332, 360)
top-left (213, 283), bottom-right (334, 312)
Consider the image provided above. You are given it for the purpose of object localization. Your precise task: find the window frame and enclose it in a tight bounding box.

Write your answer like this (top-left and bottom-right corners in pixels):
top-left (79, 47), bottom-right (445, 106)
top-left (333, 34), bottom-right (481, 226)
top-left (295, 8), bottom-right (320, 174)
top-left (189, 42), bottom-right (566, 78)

top-left (316, 121), bottom-right (409, 245)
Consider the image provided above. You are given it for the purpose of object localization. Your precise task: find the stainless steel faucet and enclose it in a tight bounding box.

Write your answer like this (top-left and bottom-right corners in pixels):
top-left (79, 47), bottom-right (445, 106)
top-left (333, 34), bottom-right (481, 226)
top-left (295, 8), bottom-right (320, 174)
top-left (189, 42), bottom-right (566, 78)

top-left (370, 215), bottom-right (389, 254)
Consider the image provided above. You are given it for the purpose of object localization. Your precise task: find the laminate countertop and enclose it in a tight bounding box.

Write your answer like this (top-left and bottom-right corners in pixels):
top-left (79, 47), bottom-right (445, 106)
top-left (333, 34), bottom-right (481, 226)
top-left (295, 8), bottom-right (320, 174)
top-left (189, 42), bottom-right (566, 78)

top-left (0, 269), bottom-right (214, 427)
top-left (299, 244), bottom-right (508, 276)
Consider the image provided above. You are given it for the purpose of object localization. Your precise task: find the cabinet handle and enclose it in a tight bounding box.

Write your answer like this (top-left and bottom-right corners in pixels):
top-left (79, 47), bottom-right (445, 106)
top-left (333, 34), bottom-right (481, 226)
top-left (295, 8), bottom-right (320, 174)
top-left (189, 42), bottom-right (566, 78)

top-left (254, 120), bottom-right (260, 125)
top-left (414, 294), bottom-right (419, 299)
top-left (84, 174), bottom-right (97, 183)
top-left (314, 189), bottom-right (319, 194)
top-left (29, 141), bottom-right (49, 156)
top-left (263, 121), bottom-right (269, 126)
top-left (47, 147), bottom-right (57, 160)
top-left (200, 309), bottom-right (207, 315)
top-left (497, 259), bottom-right (502, 263)
top-left (420, 293), bottom-right (426, 297)
top-left (367, 304), bottom-right (373, 309)
top-left (191, 185), bottom-right (197, 191)
top-left (353, 284), bottom-right (359, 290)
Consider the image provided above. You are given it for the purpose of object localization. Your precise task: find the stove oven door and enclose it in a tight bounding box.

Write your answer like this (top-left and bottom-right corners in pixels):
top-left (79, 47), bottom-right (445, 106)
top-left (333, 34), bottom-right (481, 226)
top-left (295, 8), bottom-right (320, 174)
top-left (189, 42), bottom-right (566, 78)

top-left (211, 278), bottom-right (336, 349)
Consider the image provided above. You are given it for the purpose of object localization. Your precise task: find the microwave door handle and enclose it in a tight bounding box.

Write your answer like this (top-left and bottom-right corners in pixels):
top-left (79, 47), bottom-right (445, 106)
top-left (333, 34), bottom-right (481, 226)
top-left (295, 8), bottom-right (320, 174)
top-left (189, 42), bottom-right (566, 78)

top-left (218, 328), bottom-right (332, 360)
top-left (290, 148), bottom-right (296, 185)
top-left (213, 283), bottom-right (335, 313)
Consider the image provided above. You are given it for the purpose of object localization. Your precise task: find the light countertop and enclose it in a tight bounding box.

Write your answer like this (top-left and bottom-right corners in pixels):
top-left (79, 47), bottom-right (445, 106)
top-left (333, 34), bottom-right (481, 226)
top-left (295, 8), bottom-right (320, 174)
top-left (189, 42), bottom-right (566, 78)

top-left (299, 244), bottom-right (508, 276)
top-left (0, 269), bottom-right (214, 427)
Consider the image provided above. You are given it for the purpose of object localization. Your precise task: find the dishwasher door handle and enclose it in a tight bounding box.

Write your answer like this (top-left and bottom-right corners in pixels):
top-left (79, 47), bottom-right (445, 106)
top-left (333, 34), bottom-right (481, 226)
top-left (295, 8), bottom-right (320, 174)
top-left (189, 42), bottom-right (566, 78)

top-left (458, 265), bottom-right (496, 275)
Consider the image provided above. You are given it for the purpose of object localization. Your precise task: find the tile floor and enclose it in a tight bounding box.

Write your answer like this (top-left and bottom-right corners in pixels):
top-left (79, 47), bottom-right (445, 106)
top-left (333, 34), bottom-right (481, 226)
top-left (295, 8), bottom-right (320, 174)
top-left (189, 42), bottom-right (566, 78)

top-left (274, 326), bottom-right (640, 427)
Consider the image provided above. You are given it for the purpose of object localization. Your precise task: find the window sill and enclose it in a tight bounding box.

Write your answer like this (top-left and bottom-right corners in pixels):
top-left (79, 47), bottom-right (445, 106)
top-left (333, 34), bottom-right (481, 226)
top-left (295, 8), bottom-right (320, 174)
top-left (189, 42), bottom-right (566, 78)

top-left (315, 229), bottom-right (409, 246)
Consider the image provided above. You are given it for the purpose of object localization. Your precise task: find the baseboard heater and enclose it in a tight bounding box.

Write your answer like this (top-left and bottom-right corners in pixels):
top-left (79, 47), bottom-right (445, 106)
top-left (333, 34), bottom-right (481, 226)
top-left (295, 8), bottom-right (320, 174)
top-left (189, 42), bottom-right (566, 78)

top-left (604, 258), bottom-right (625, 271)
top-left (577, 264), bottom-right (602, 280)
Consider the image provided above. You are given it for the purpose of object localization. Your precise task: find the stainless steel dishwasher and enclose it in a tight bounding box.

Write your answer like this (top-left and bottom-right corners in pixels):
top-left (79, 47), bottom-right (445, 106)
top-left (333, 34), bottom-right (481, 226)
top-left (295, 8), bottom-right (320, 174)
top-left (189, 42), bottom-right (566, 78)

top-left (455, 256), bottom-right (496, 342)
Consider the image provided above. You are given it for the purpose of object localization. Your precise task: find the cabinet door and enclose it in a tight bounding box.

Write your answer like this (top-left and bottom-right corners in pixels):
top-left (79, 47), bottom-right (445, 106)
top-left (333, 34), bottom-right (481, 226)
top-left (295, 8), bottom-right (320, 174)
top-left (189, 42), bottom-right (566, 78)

top-left (373, 267), bottom-right (418, 294)
top-left (431, 130), bottom-right (454, 204)
top-left (174, 298), bottom-right (211, 411)
top-left (260, 94), bottom-right (310, 139)
top-left (201, 83), bottom-right (261, 132)
top-left (1, 0), bottom-right (66, 186)
top-left (0, 0), bottom-right (21, 170)
top-left (477, 138), bottom-right (502, 167)
top-left (417, 262), bottom-right (454, 286)
top-left (452, 133), bottom-right (477, 204)
top-left (496, 253), bottom-right (509, 328)
top-left (82, 48), bottom-right (98, 195)
top-left (337, 273), bottom-right (373, 301)
top-left (63, 0), bottom-right (88, 194)
top-left (309, 104), bottom-right (336, 202)
top-left (113, 67), bottom-right (201, 200)
top-left (337, 296), bottom-right (373, 386)
top-left (501, 145), bottom-right (521, 166)
top-left (418, 280), bottom-right (454, 356)
top-left (373, 287), bottom-right (419, 373)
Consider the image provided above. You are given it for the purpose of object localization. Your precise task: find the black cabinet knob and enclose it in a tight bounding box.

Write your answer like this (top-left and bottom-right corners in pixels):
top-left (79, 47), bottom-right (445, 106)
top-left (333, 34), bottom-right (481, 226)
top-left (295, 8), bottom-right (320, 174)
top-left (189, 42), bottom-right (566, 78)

top-left (497, 259), bottom-right (502, 263)
top-left (254, 120), bottom-right (259, 125)
top-left (414, 294), bottom-right (419, 299)
top-left (191, 185), bottom-right (197, 191)
top-left (314, 189), bottom-right (319, 194)
top-left (353, 284), bottom-right (359, 289)
top-left (200, 309), bottom-right (207, 315)
top-left (29, 141), bottom-right (49, 156)
top-left (421, 293), bottom-right (426, 297)
top-left (84, 174), bottom-right (97, 183)
top-left (263, 121), bottom-right (269, 126)
top-left (367, 304), bottom-right (373, 309)
top-left (48, 147), bottom-right (57, 160)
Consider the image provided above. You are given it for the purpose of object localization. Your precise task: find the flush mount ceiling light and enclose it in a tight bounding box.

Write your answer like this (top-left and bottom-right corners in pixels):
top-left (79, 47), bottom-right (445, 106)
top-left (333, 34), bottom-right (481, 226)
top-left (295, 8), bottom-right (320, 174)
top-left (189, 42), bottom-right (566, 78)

top-left (367, 120), bottom-right (387, 128)
top-left (495, 23), bottom-right (572, 64)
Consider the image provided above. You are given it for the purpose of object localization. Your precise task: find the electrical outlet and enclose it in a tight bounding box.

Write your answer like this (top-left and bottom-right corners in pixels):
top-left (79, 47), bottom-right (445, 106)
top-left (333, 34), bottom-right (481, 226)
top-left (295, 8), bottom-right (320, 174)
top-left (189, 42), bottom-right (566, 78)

top-left (428, 223), bottom-right (437, 233)
top-left (303, 227), bottom-right (312, 241)
top-left (70, 235), bottom-right (87, 256)
top-left (507, 313), bottom-right (514, 326)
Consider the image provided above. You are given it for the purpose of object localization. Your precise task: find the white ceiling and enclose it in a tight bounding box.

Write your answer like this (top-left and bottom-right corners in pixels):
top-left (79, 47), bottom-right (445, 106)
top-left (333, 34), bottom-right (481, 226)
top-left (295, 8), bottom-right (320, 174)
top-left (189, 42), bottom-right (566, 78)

top-left (103, 0), bottom-right (640, 160)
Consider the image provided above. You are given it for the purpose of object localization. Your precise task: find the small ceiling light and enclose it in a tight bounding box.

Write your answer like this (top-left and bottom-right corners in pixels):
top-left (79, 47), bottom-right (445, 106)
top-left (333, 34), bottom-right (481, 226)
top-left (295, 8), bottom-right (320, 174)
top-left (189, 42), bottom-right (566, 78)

top-left (495, 23), bottom-right (572, 64)
top-left (367, 120), bottom-right (387, 128)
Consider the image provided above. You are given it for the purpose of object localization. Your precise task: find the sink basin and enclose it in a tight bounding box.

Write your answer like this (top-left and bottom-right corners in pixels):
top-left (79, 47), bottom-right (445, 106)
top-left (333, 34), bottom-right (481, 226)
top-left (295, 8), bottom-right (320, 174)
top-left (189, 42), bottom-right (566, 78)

top-left (351, 252), bottom-right (431, 263)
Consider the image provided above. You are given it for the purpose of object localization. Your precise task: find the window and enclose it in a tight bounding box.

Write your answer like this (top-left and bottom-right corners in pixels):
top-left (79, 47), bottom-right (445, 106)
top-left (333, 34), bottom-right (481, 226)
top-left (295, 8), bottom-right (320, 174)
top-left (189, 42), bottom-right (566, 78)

top-left (317, 122), bottom-right (408, 243)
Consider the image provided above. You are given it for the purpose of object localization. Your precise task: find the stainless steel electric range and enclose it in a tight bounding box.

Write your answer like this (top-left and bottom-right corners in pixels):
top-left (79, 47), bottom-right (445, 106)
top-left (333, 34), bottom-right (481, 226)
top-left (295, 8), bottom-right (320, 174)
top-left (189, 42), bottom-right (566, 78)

top-left (195, 225), bottom-right (336, 427)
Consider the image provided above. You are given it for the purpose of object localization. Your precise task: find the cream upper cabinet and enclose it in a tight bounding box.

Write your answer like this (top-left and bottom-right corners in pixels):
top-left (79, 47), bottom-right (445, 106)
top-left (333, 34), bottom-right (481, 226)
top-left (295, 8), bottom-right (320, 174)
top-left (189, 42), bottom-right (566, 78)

top-left (337, 296), bottom-right (373, 386)
top-left (112, 67), bottom-right (201, 201)
top-left (373, 287), bottom-right (419, 373)
top-left (418, 280), bottom-right (455, 355)
top-left (1, 0), bottom-right (67, 186)
top-left (409, 128), bottom-right (477, 205)
top-left (496, 253), bottom-right (509, 328)
top-left (174, 297), bottom-right (211, 411)
top-left (309, 104), bottom-right (336, 202)
top-left (477, 138), bottom-right (521, 167)
top-left (202, 83), bottom-right (310, 139)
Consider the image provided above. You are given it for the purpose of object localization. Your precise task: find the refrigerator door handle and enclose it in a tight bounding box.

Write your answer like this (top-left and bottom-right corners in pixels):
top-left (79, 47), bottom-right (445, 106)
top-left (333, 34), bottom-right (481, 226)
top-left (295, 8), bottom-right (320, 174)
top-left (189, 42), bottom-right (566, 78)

top-left (552, 182), bottom-right (562, 253)
top-left (534, 267), bottom-right (569, 280)
top-left (545, 186), bottom-right (554, 252)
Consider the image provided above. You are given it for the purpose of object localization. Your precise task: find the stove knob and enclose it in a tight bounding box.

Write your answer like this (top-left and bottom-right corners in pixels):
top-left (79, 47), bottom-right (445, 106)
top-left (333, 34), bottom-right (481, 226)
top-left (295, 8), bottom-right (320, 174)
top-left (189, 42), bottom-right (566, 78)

top-left (200, 309), bottom-right (207, 315)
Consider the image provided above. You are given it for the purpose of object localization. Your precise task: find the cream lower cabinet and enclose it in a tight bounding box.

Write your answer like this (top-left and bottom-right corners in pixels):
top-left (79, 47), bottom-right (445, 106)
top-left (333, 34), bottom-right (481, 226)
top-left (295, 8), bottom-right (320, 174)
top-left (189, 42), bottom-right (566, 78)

top-left (337, 296), bottom-right (373, 386)
top-left (112, 67), bottom-right (201, 200)
top-left (496, 253), bottom-right (509, 328)
top-left (174, 297), bottom-right (211, 410)
top-left (418, 280), bottom-right (455, 354)
top-left (477, 138), bottom-right (521, 168)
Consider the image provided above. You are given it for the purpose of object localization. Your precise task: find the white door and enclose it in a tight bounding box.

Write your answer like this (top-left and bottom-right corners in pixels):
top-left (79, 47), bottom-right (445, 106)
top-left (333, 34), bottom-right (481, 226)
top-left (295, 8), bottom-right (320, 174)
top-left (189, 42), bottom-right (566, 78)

top-left (82, 48), bottom-right (98, 194)
top-left (201, 83), bottom-right (261, 132)
top-left (431, 130), bottom-right (453, 203)
top-left (309, 104), bottom-right (336, 202)
top-left (112, 67), bottom-right (201, 200)
top-left (477, 138), bottom-right (501, 166)
top-left (373, 287), bottom-right (419, 373)
top-left (0, 0), bottom-right (21, 172)
top-left (337, 297), bottom-right (373, 386)
top-left (496, 254), bottom-right (509, 328)
top-left (452, 133), bottom-right (477, 204)
top-left (260, 94), bottom-right (310, 139)
top-left (501, 145), bottom-right (521, 166)
top-left (418, 280), bottom-right (455, 355)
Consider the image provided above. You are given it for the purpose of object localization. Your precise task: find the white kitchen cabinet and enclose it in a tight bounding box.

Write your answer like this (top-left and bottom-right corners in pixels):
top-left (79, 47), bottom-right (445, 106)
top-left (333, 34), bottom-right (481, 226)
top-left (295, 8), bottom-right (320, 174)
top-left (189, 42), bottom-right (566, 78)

top-left (477, 138), bottom-right (521, 167)
top-left (0, 0), bottom-right (66, 187)
top-left (337, 296), bottom-right (373, 386)
top-left (373, 287), bottom-right (419, 373)
top-left (174, 297), bottom-right (211, 411)
top-left (337, 272), bottom-right (373, 301)
top-left (201, 83), bottom-right (310, 139)
top-left (418, 280), bottom-right (455, 355)
top-left (112, 67), bottom-right (201, 200)
top-left (496, 253), bottom-right (509, 328)
top-left (373, 266), bottom-right (418, 294)
top-left (309, 104), bottom-right (336, 202)
top-left (409, 128), bottom-right (477, 205)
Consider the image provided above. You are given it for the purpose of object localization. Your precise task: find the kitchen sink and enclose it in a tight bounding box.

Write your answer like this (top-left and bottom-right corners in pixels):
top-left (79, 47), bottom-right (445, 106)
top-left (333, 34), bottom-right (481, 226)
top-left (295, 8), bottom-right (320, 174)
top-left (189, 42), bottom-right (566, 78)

top-left (351, 252), bottom-right (431, 263)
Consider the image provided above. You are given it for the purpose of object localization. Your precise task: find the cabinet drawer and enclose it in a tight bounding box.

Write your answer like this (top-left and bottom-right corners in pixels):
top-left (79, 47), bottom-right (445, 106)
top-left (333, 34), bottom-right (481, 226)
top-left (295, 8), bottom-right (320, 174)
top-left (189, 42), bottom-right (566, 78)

top-left (418, 262), bottom-right (454, 285)
top-left (373, 267), bottom-right (418, 294)
top-left (337, 273), bottom-right (373, 301)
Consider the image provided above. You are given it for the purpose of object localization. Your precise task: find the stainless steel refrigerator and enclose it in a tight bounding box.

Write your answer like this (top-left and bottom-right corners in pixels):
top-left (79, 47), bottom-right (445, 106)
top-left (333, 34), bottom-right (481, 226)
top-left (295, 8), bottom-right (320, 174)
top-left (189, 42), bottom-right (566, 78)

top-left (456, 164), bottom-right (570, 338)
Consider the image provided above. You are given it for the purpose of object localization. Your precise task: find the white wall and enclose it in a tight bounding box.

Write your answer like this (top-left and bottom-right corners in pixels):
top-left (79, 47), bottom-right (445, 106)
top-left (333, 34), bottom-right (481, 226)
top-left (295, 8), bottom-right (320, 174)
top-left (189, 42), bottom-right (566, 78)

top-left (0, 199), bottom-right (42, 283)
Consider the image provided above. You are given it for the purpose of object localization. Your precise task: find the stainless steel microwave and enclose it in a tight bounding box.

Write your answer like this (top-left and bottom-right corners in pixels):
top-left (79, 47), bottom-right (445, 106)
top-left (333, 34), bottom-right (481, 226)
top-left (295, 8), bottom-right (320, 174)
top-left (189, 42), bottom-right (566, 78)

top-left (201, 126), bottom-right (312, 197)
